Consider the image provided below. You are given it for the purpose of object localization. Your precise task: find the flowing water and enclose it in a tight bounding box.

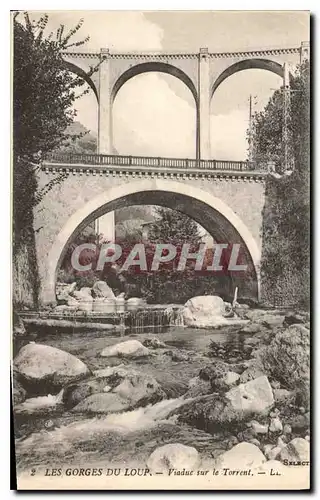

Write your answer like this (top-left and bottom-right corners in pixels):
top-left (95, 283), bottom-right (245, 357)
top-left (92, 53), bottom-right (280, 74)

top-left (14, 323), bottom-right (251, 471)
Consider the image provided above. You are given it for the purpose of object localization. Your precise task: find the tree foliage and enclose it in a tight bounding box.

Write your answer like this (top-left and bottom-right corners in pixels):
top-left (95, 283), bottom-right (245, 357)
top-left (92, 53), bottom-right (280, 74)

top-left (250, 61), bottom-right (310, 307)
top-left (148, 207), bottom-right (201, 246)
top-left (13, 12), bottom-right (94, 306)
top-left (13, 12), bottom-right (93, 162)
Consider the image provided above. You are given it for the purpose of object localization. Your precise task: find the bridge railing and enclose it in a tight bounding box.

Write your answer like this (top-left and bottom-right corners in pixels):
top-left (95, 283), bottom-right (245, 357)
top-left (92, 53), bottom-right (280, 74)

top-left (43, 152), bottom-right (265, 172)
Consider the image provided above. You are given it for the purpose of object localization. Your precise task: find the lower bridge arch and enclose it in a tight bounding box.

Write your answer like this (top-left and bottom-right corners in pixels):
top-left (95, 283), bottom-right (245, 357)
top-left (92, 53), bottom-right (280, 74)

top-left (42, 179), bottom-right (261, 305)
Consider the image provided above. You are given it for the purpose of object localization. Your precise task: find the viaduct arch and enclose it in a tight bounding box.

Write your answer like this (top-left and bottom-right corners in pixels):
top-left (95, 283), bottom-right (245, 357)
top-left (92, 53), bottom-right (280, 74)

top-left (63, 42), bottom-right (308, 159)
top-left (38, 179), bottom-right (261, 306)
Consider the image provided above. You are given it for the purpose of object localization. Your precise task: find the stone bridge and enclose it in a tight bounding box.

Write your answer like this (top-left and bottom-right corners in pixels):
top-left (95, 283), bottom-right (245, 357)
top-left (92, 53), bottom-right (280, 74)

top-left (63, 42), bottom-right (309, 158)
top-left (36, 154), bottom-right (268, 305)
top-left (33, 42), bottom-right (309, 306)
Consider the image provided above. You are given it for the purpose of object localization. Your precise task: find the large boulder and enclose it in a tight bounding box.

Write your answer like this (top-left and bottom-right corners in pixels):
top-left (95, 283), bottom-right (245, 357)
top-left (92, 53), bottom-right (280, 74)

top-left (255, 324), bottom-right (310, 405)
top-left (225, 376), bottom-right (274, 414)
top-left (64, 366), bottom-right (165, 409)
top-left (92, 281), bottom-right (115, 299)
top-left (213, 442), bottom-right (266, 469)
top-left (171, 393), bottom-right (253, 433)
top-left (147, 443), bottom-right (200, 473)
top-left (279, 438), bottom-right (310, 463)
top-left (101, 340), bottom-right (150, 358)
top-left (109, 368), bottom-right (165, 406)
top-left (182, 295), bottom-right (226, 328)
top-left (72, 393), bottom-right (130, 414)
top-left (13, 343), bottom-right (90, 393)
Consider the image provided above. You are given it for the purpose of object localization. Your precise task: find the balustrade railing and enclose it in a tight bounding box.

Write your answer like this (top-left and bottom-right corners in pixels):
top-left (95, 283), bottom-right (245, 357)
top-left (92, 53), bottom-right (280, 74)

top-left (43, 152), bottom-right (265, 172)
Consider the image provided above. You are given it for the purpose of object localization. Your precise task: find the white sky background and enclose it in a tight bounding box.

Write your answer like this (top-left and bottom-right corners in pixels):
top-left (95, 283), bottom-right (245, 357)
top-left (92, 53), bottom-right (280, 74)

top-left (29, 11), bottom-right (309, 159)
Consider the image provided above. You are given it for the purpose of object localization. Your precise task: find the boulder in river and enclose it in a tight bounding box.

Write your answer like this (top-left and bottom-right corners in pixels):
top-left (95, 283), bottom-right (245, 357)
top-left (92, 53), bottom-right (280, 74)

top-left (72, 392), bottom-right (130, 414)
top-left (147, 443), bottom-right (200, 473)
top-left (170, 393), bottom-right (252, 433)
top-left (111, 369), bottom-right (165, 407)
top-left (101, 340), bottom-right (150, 358)
top-left (64, 365), bottom-right (165, 409)
top-left (182, 295), bottom-right (247, 328)
top-left (13, 343), bottom-right (90, 394)
top-left (225, 375), bottom-right (274, 414)
top-left (213, 442), bottom-right (266, 470)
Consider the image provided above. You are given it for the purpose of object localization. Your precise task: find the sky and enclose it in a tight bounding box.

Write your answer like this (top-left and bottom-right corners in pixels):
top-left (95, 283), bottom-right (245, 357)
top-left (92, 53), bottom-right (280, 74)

top-left (30, 11), bottom-right (309, 160)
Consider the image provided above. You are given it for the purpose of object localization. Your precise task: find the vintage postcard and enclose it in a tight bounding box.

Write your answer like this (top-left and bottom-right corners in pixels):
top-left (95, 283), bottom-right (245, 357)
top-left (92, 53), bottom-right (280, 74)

top-left (12, 10), bottom-right (310, 490)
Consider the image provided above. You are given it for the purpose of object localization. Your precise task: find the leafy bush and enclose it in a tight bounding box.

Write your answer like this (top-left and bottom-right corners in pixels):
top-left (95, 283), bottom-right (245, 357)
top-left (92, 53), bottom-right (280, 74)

top-left (251, 62), bottom-right (310, 308)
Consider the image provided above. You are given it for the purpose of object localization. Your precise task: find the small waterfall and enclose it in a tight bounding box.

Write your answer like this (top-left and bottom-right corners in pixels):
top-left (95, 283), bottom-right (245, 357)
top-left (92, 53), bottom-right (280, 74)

top-left (164, 305), bottom-right (185, 326)
top-left (125, 306), bottom-right (185, 333)
top-left (125, 307), bottom-right (169, 334)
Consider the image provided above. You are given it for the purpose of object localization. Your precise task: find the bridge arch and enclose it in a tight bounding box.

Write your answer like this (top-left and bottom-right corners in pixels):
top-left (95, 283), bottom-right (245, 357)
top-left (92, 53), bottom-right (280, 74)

top-left (44, 180), bottom-right (261, 305)
top-left (111, 62), bottom-right (198, 105)
top-left (63, 61), bottom-right (99, 101)
top-left (210, 58), bottom-right (286, 100)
